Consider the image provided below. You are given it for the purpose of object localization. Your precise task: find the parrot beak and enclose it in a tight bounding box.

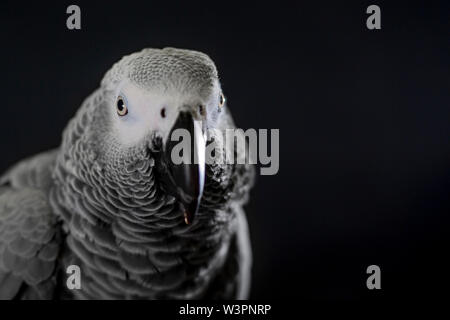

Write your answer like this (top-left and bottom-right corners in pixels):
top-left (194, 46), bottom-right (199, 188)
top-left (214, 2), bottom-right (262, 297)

top-left (164, 111), bottom-right (206, 225)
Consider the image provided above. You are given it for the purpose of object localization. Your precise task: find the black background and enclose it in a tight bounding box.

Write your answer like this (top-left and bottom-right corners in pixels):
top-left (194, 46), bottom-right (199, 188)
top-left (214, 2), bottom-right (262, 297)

top-left (0, 1), bottom-right (449, 301)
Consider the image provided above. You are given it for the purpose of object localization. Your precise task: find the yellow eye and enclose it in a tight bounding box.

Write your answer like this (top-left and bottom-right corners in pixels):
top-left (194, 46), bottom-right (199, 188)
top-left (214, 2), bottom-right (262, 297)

top-left (219, 92), bottom-right (225, 108)
top-left (116, 96), bottom-right (128, 116)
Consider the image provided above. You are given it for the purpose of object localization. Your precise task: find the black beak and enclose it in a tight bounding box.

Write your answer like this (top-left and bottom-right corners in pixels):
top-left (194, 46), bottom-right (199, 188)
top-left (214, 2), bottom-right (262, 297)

top-left (164, 111), bottom-right (206, 224)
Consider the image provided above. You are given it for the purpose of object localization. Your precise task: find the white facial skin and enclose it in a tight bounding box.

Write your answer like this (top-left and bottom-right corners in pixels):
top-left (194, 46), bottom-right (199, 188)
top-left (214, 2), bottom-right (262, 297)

top-left (110, 81), bottom-right (223, 147)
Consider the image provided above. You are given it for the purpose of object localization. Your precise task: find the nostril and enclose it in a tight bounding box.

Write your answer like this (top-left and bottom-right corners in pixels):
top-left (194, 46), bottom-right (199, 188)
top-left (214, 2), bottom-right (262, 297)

top-left (160, 108), bottom-right (166, 118)
top-left (150, 133), bottom-right (163, 152)
top-left (198, 105), bottom-right (204, 116)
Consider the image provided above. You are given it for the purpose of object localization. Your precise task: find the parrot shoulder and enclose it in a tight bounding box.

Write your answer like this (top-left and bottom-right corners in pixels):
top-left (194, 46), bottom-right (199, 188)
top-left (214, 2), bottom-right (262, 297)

top-left (0, 150), bottom-right (62, 299)
top-left (0, 150), bottom-right (58, 192)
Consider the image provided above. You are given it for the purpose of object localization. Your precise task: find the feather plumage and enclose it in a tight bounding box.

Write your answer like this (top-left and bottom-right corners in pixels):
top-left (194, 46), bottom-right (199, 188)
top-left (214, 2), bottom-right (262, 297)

top-left (0, 48), bottom-right (254, 300)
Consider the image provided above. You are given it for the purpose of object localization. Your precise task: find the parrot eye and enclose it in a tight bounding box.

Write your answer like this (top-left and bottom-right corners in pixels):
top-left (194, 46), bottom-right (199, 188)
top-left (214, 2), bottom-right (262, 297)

top-left (219, 92), bottom-right (225, 108)
top-left (116, 96), bottom-right (128, 116)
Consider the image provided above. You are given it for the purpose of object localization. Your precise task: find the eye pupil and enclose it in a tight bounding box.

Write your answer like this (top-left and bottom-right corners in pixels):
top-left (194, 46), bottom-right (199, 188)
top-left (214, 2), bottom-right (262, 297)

top-left (161, 108), bottom-right (166, 118)
top-left (117, 99), bottom-right (124, 111)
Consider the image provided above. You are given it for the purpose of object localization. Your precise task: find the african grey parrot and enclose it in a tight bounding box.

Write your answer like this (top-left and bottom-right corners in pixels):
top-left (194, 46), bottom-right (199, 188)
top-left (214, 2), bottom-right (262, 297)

top-left (0, 48), bottom-right (254, 299)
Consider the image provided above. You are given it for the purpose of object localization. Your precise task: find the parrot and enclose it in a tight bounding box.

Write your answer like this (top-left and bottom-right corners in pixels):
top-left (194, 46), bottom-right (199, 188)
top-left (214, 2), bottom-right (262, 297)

top-left (0, 48), bottom-right (254, 299)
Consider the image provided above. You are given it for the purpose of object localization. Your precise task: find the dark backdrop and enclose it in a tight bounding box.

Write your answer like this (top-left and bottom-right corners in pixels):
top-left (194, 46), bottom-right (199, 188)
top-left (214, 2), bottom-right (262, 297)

top-left (0, 1), bottom-right (448, 301)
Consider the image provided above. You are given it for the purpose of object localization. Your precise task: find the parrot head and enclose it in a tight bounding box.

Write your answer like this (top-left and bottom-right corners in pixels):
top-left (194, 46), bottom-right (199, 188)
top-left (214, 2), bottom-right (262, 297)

top-left (81, 48), bottom-right (226, 225)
